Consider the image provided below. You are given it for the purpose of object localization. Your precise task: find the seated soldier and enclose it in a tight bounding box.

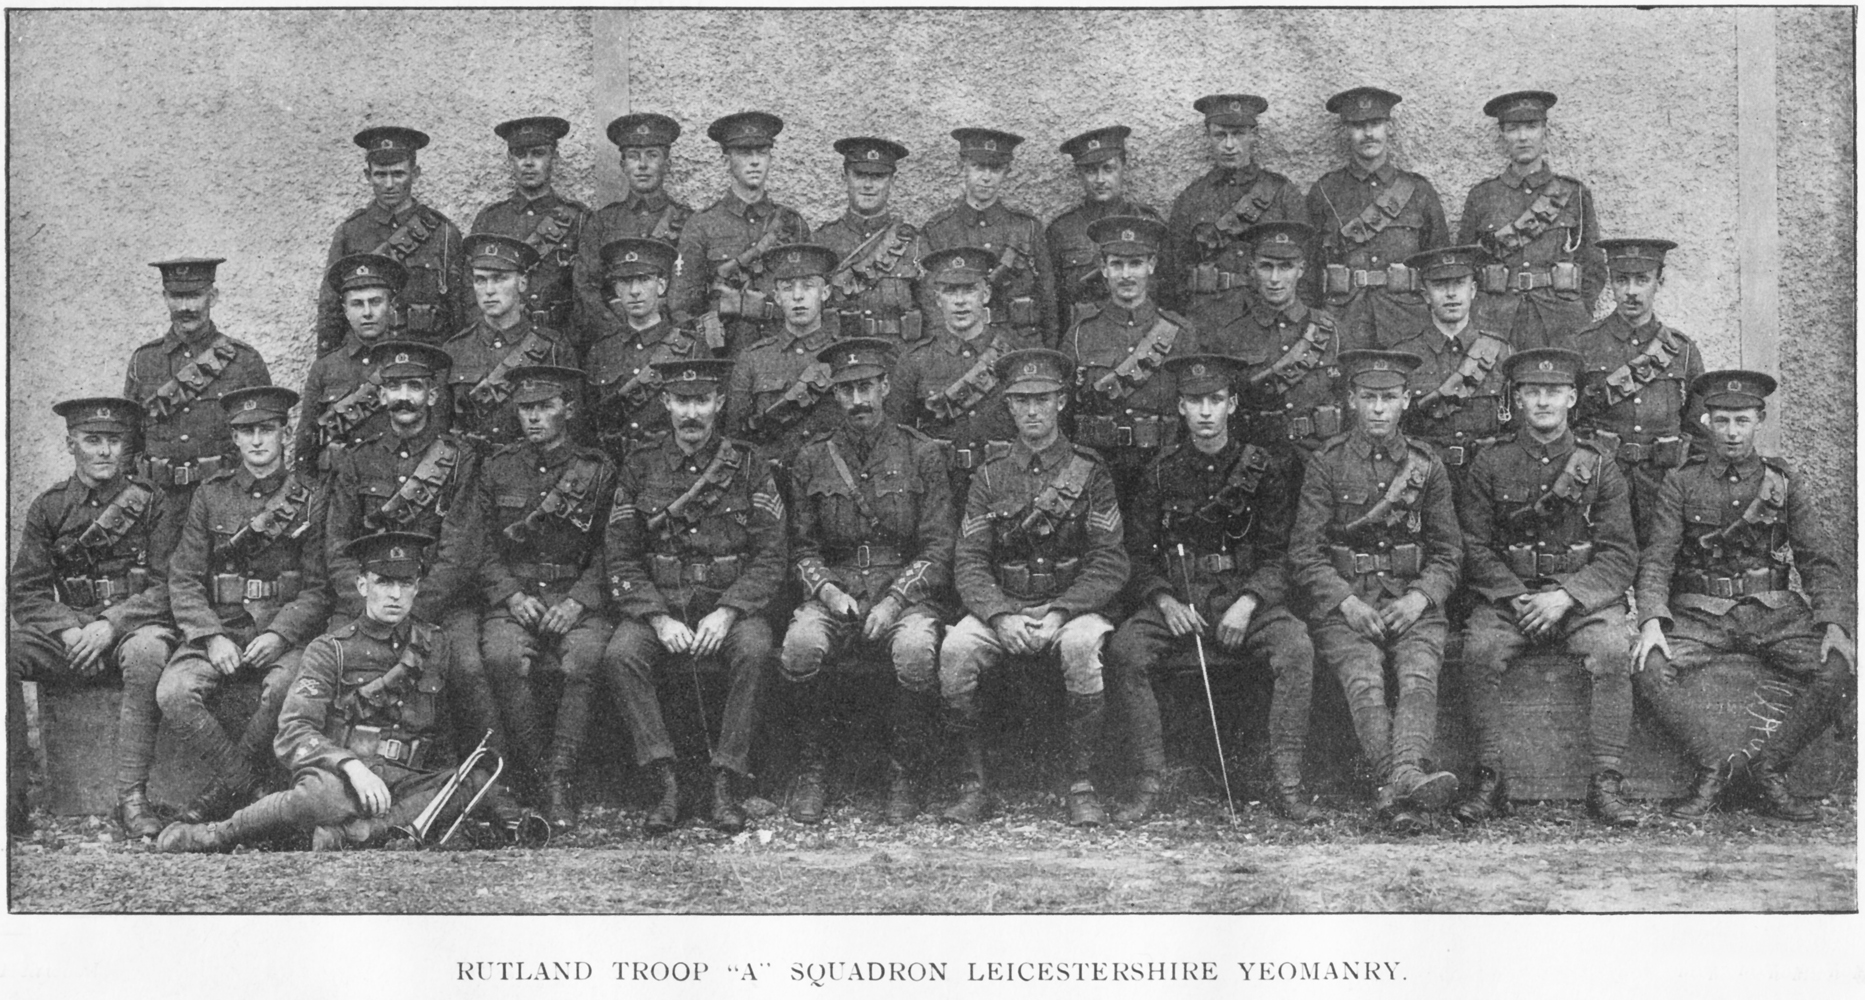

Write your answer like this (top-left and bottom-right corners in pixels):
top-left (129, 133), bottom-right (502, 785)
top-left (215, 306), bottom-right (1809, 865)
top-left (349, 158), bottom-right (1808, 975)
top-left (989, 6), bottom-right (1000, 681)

top-left (157, 532), bottom-right (546, 852)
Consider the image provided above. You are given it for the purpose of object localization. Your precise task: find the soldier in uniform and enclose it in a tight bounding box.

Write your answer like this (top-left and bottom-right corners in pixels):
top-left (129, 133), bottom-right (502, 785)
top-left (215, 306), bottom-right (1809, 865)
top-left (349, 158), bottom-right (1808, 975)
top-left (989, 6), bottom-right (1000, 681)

top-left (889, 247), bottom-right (1023, 502)
top-left (574, 113), bottom-right (694, 349)
top-left (1200, 221), bottom-right (1342, 464)
top-left (471, 117), bottom-right (593, 352)
top-left (1046, 125), bottom-right (1163, 330)
top-left (1456, 91), bottom-right (1605, 351)
top-left (779, 339), bottom-right (955, 824)
top-left (1570, 237), bottom-right (1706, 545)
top-left (816, 137), bottom-right (929, 346)
top-left (1453, 349), bottom-right (1639, 828)
top-left (668, 111), bottom-right (812, 356)
top-left (1306, 88), bottom-right (1450, 351)
top-left (1063, 215), bottom-right (1196, 504)
top-left (602, 358), bottom-right (787, 835)
top-left (470, 366), bottom-right (617, 831)
top-left (726, 243), bottom-right (847, 472)
top-left (440, 233), bottom-right (577, 453)
top-left (7, 398), bottom-right (179, 838)
top-left (941, 348), bottom-right (1130, 827)
top-left (124, 257), bottom-right (271, 546)
top-left (325, 341), bottom-right (502, 759)
top-left (295, 253), bottom-right (408, 478)
top-left (1289, 350), bottom-right (1462, 833)
top-left (316, 126), bottom-right (471, 352)
top-left (157, 387), bottom-right (330, 824)
top-left (1389, 244), bottom-right (1515, 484)
top-left (1104, 354), bottom-right (1318, 824)
top-left (920, 128), bottom-right (1057, 348)
top-left (585, 237), bottom-right (717, 465)
top-left (156, 531), bottom-right (547, 853)
top-left (1632, 372), bottom-right (1855, 822)
top-left (1161, 94), bottom-right (1310, 328)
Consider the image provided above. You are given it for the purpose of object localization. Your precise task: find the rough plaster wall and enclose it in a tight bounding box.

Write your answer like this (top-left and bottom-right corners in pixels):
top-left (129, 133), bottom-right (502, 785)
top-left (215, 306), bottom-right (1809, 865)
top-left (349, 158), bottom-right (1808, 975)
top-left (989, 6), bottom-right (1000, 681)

top-left (7, 8), bottom-right (594, 537)
top-left (1775, 7), bottom-right (1857, 561)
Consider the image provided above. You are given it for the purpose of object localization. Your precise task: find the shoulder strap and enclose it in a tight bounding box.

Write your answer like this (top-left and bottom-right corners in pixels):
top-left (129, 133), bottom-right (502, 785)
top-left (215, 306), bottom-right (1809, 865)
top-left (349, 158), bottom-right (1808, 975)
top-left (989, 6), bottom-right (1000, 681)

top-left (822, 439), bottom-right (880, 525)
top-left (1484, 177), bottom-right (1577, 255)
top-left (645, 440), bottom-right (745, 532)
top-left (1247, 318), bottom-right (1334, 395)
top-left (467, 328), bottom-right (557, 406)
top-left (365, 436), bottom-right (463, 531)
top-left (1088, 314), bottom-right (1183, 401)
top-left (140, 333), bottom-right (237, 420)
top-left (1338, 174), bottom-right (1419, 245)
top-left (1594, 328), bottom-right (1684, 407)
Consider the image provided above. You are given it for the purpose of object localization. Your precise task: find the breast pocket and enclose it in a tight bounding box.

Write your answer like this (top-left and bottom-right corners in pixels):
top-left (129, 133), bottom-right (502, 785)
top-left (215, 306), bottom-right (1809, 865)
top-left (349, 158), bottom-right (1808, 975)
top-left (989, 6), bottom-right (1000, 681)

top-left (871, 465), bottom-right (926, 526)
top-left (1682, 501), bottom-right (1727, 530)
top-left (751, 371), bottom-right (793, 401)
top-left (403, 261), bottom-right (443, 303)
top-left (1331, 487), bottom-right (1372, 525)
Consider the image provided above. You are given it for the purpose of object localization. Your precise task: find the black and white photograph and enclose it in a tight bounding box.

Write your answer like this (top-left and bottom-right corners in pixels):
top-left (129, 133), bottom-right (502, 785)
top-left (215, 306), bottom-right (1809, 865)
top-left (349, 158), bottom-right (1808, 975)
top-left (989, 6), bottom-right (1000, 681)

top-left (3, 4), bottom-right (1858, 996)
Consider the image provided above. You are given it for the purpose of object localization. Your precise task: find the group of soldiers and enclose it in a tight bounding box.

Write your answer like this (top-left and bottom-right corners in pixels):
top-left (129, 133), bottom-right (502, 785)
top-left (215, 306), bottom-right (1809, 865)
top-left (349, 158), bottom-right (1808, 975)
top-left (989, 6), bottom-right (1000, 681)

top-left (8, 85), bottom-right (1854, 852)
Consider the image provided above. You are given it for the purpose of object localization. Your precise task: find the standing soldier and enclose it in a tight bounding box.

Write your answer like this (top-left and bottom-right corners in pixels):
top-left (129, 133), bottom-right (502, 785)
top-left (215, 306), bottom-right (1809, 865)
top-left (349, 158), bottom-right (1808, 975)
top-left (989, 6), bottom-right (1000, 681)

top-left (940, 348), bottom-right (1130, 827)
top-left (295, 254), bottom-right (407, 478)
top-left (1201, 221), bottom-right (1342, 463)
top-left (1632, 372), bottom-right (1855, 822)
top-left (441, 234), bottom-right (577, 453)
top-left (585, 237), bottom-right (717, 465)
top-left (1046, 125), bottom-right (1163, 330)
top-left (890, 247), bottom-right (1023, 502)
top-left (779, 339), bottom-right (955, 824)
top-left (325, 341), bottom-right (502, 760)
top-left (471, 117), bottom-right (592, 353)
top-left (1289, 351), bottom-right (1463, 834)
top-left (668, 111), bottom-right (812, 356)
top-left (1104, 355), bottom-right (1318, 824)
top-left (1570, 238), bottom-right (1706, 544)
top-left (124, 257), bottom-right (271, 547)
top-left (1454, 349), bottom-right (1639, 828)
top-left (816, 137), bottom-right (928, 345)
top-left (156, 531), bottom-right (548, 854)
top-left (1457, 91), bottom-right (1605, 351)
top-left (470, 366), bottom-right (617, 832)
top-left (920, 128), bottom-right (1057, 348)
top-left (7, 398), bottom-right (179, 838)
top-left (726, 244), bottom-right (847, 471)
top-left (1307, 88), bottom-right (1450, 351)
top-left (601, 358), bottom-right (787, 835)
top-left (1388, 245), bottom-right (1515, 482)
top-left (157, 387), bottom-right (330, 825)
top-left (317, 126), bottom-right (471, 352)
top-left (1064, 215), bottom-right (1195, 503)
top-left (574, 113), bottom-right (694, 348)
top-left (1161, 94), bottom-right (1309, 327)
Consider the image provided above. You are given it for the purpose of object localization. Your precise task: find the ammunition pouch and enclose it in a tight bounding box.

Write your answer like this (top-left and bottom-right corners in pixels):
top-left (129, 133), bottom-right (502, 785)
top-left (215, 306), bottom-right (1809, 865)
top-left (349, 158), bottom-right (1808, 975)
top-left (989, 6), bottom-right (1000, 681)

top-left (1479, 263), bottom-right (1580, 295)
top-left (1189, 263), bottom-right (1248, 295)
top-left (649, 554), bottom-right (742, 589)
top-left (714, 286), bottom-right (781, 322)
top-left (1679, 566), bottom-right (1790, 600)
top-left (58, 572), bottom-right (149, 609)
top-left (142, 454), bottom-right (228, 488)
top-left (1169, 549), bottom-right (1237, 577)
top-left (401, 302), bottom-right (441, 335)
top-left (1075, 413), bottom-right (1172, 450)
top-left (1248, 405), bottom-right (1342, 444)
top-left (999, 557), bottom-right (1080, 601)
top-left (528, 302), bottom-right (573, 331)
top-left (838, 308), bottom-right (923, 341)
top-left (934, 438), bottom-right (1005, 471)
top-left (1590, 430), bottom-right (1685, 469)
top-left (345, 725), bottom-right (429, 769)
top-left (211, 571), bottom-right (302, 605)
top-left (1323, 263), bottom-right (1417, 296)
top-left (1006, 296), bottom-right (1037, 330)
top-left (1504, 543), bottom-right (1595, 579)
top-left (1327, 544), bottom-right (1423, 579)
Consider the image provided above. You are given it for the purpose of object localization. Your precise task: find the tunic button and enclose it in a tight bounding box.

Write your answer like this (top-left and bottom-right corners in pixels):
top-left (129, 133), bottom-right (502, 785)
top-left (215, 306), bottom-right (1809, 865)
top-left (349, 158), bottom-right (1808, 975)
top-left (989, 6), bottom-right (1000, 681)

top-left (1633, 425), bottom-right (1642, 432)
top-left (182, 407), bottom-right (191, 414)
top-left (397, 475), bottom-right (407, 482)
top-left (1728, 476), bottom-right (1738, 483)
top-left (1540, 457), bottom-right (1550, 465)
top-left (179, 434), bottom-right (190, 442)
top-left (1540, 484), bottom-right (1550, 491)
top-left (1377, 481), bottom-right (1386, 489)
top-left (494, 341), bottom-right (504, 349)
top-left (1731, 500), bottom-right (1740, 507)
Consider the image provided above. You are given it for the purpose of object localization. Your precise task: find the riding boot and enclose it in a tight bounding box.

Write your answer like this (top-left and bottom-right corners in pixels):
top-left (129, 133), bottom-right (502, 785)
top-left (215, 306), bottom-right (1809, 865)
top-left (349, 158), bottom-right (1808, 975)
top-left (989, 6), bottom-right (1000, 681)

top-left (1064, 692), bottom-right (1107, 827)
top-left (710, 767), bottom-right (746, 834)
top-left (1452, 766), bottom-right (1511, 824)
top-left (1269, 756), bottom-right (1319, 825)
top-left (885, 686), bottom-right (936, 824)
top-left (1113, 772), bottom-right (1160, 825)
top-left (1587, 769), bottom-right (1639, 828)
top-left (787, 679), bottom-right (829, 825)
top-left (1751, 677), bottom-right (1843, 822)
top-left (157, 788), bottom-right (295, 853)
top-left (116, 786), bottom-right (164, 839)
top-left (643, 759), bottom-right (680, 835)
top-left (939, 704), bottom-right (989, 824)
top-left (1667, 762), bottom-right (1728, 819)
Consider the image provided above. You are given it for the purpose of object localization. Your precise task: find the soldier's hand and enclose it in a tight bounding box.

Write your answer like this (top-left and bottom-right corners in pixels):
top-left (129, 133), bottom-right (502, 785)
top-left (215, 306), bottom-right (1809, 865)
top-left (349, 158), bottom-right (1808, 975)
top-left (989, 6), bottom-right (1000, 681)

top-left (1514, 589), bottom-right (1577, 637)
top-left (507, 592), bottom-right (547, 630)
top-left (992, 614), bottom-right (1035, 656)
top-left (862, 595), bottom-right (904, 642)
top-left (1028, 610), bottom-right (1068, 648)
top-left (67, 620), bottom-right (117, 676)
top-left (650, 614), bottom-right (694, 655)
top-left (692, 606), bottom-right (738, 658)
top-left (1820, 623), bottom-right (1855, 675)
top-left (1216, 596), bottom-right (1259, 650)
top-left (341, 759), bottom-right (392, 817)
top-left (1379, 592), bottom-right (1429, 634)
top-left (1632, 619), bottom-right (1672, 675)
top-left (539, 599), bottom-right (586, 637)
top-left (242, 631), bottom-right (288, 669)
top-left (820, 584), bottom-right (861, 620)
top-left (205, 635), bottom-right (243, 676)
top-left (1153, 594), bottom-right (1208, 638)
top-left (1338, 596), bottom-right (1386, 641)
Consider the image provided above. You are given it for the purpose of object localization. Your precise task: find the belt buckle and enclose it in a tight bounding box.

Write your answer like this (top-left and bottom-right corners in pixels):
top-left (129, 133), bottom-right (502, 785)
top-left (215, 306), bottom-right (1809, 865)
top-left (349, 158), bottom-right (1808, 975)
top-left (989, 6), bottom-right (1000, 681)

top-left (955, 447), bottom-right (974, 469)
top-left (1445, 445), bottom-right (1467, 466)
top-left (1711, 578), bottom-right (1736, 599)
top-left (380, 738), bottom-right (406, 762)
top-left (1115, 425), bottom-right (1134, 447)
top-left (1352, 553), bottom-right (1375, 574)
top-left (172, 462), bottom-right (195, 486)
top-left (1537, 553), bottom-right (1559, 575)
top-left (1289, 415), bottom-right (1313, 440)
top-left (1511, 271), bottom-right (1534, 292)
top-left (855, 544), bottom-right (872, 569)
top-left (689, 562), bottom-right (709, 585)
top-left (1352, 268), bottom-right (1369, 288)
top-left (243, 578), bottom-right (267, 600)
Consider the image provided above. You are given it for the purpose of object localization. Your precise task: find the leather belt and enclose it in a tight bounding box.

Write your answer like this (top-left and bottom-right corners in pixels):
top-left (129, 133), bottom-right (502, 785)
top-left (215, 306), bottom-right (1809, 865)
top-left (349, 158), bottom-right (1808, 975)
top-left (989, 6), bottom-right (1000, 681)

top-left (1000, 557), bottom-right (1079, 599)
top-left (1171, 551), bottom-right (1236, 574)
top-left (144, 454), bottom-right (228, 487)
top-left (650, 554), bottom-right (742, 588)
top-left (1325, 263), bottom-right (1418, 294)
top-left (345, 725), bottom-right (427, 768)
top-left (212, 572), bottom-right (302, 605)
top-left (58, 572), bottom-right (149, 608)
top-left (1189, 264), bottom-right (1248, 294)
top-left (831, 544), bottom-right (904, 569)
top-left (1250, 406), bottom-right (1343, 443)
top-left (1591, 430), bottom-right (1685, 468)
top-left (1680, 567), bottom-right (1789, 600)
top-left (936, 439), bottom-right (1006, 471)
top-left (1479, 263), bottom-right (1581, 294)
top-left (1328, 544), bottom-right (1423, 578)
top-left (511, 562), bottom-right (583, 583)
top-left (1505, 544), bottom-right (1594, 578)
top-left (1427, 435), bottom-right (1504, 467)
top-left (1077, 413), bottom-right (1171, 450)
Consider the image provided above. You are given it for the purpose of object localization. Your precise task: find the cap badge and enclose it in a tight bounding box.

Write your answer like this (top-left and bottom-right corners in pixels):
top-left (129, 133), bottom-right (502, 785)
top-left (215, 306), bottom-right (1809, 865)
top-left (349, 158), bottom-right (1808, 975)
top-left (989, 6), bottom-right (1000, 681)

top-left (1121, 229), bottom-right (1135, 242)
top-left (389, 546), bottom-right (406, 560)
top-left (984, 139), bottom-right (996, 151)
top-left (1087, 139), bottom-right (1101, 150)
top-left (377, 139), bottom-right (394, 150)
top-left (1272, 233), bottom-right (1290, 244)
top-left (1728, 379), bottom-right (1742, 392)
top-left (243, 399), bottom-right (258, 410)
top-left (1538, 360), bottom-right (1554, 372)
top-left (1228, 100), bottom-right (1242, 113)
top-left (635, 123), bottom-right (650, 134)
top-left (354, 265), bottom-right (369, 276)
top-left (96, 407), bottom-right (112, 419)
top-left (395, 353), bottom-right (410, 364)
top-left (847, 353), bottom-right (859, 365)
top-left (681, 369), bottom-right (697, 381)
top-left (1358, 95), bottom-right (1372, 110)
top-left (1022, 362), bottom-right (1038, 376)
top-left (865, 148), bottom-right (879, 160)
top-left (786, 250), bottom-right (800, 263)
top-left (1191, 363), bottom-right (1208, 377)
top-left (1372, 359), bottom-right (1390, 371)
top-left (1512, 99), bottom-right (1537, 113)
top-left (623, 251), bottom-right (638, 263)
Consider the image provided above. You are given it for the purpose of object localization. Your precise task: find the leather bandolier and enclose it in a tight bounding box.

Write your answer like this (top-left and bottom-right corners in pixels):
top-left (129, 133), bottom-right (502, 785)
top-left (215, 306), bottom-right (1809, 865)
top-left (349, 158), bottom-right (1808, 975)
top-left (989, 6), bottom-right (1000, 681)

top-left (1326, 442), bottom-right (1433, 580)
top-left (52, 480), bottom-right (162, 610)
top-left (363, 436), bottom-right (464, 532)
top-left (750, 359), bottom-right (835, 434)
top-left (328, 620), bottom-right (444, 770)
top-left (1677, 461), bottom-right (1793, 599)
top-left (993, 451), bottom-right (1097, 600)
top-left (636, 438), bottom-right (749, 591)
top-left (1476, 177), bottom-right (1585, 295)
top-left (504, 454), bottom-right (607, 544)
top-left (829, 219), bottom-right (923, 341)
top-left (213, 472), bottom-right (315, 605)
top-left (140, 333), bottom-right (237, 424)
top-left (1498, 443), bottom-right (1605, 579)
top-left (370, 206), bottom-right (452, 336)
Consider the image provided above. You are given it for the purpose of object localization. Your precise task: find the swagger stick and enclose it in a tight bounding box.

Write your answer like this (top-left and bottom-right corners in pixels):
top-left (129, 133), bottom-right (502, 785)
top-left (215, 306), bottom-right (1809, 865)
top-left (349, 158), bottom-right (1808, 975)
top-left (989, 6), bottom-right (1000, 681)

top-left (1179, 543), bottom-right (1238, 822)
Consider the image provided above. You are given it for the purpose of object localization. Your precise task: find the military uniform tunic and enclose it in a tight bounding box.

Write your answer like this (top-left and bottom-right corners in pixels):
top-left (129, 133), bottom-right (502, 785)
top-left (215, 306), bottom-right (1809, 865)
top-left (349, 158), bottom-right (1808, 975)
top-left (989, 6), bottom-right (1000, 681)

top-left (571, 189), bottom-right (693, 348)
top-left (1201, 300), bottom-right (1342, 458)
top-left (471, 188), bottom-right (593, 343)
top-left (1161, 165), bottom-right (1310, 324)
top-left (602, 432), bottom-right (787, 775)
top-left (1389, 322), bottom-right (1515, 477)
top-left (317, 199), bottom-right (471, 350)
top-left (1456, 164), bottom-right (1605, 350)
top-left (583, 314), bottom-right (713, 465)
top-left (1306, 162), bottom-right (1450, 350)
top-left (1568, 311), bottom-right (1706, 543)
top-left (1064, 298), bottom-right (1197, 499)
top-left (668, 191), bottom-right (812, 355)
top-left (440, 317), bottom-right (575, 453)
top-left (920, 199), bottom-right (1057, 348)
top-left (294, 332), bottom-right (395, 477)
top-left (1458, 430), bottom-right (1637, 772)
top-left (123, 323), bottom-right (272, 535)
top-left (725, 323), bottom-right (845, 471)
top-left (889, 322), bottom-right (1024, 500)
top-left (1045, 197), bottom-right (1161, 328)
top-left (815, 209), bottom-right (929, 343)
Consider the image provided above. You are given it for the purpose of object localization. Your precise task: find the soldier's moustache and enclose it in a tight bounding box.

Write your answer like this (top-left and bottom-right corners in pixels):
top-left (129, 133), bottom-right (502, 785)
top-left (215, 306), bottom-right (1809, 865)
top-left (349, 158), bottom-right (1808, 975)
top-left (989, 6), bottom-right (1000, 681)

top-left (387, 401), bottom-right (422, 414)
